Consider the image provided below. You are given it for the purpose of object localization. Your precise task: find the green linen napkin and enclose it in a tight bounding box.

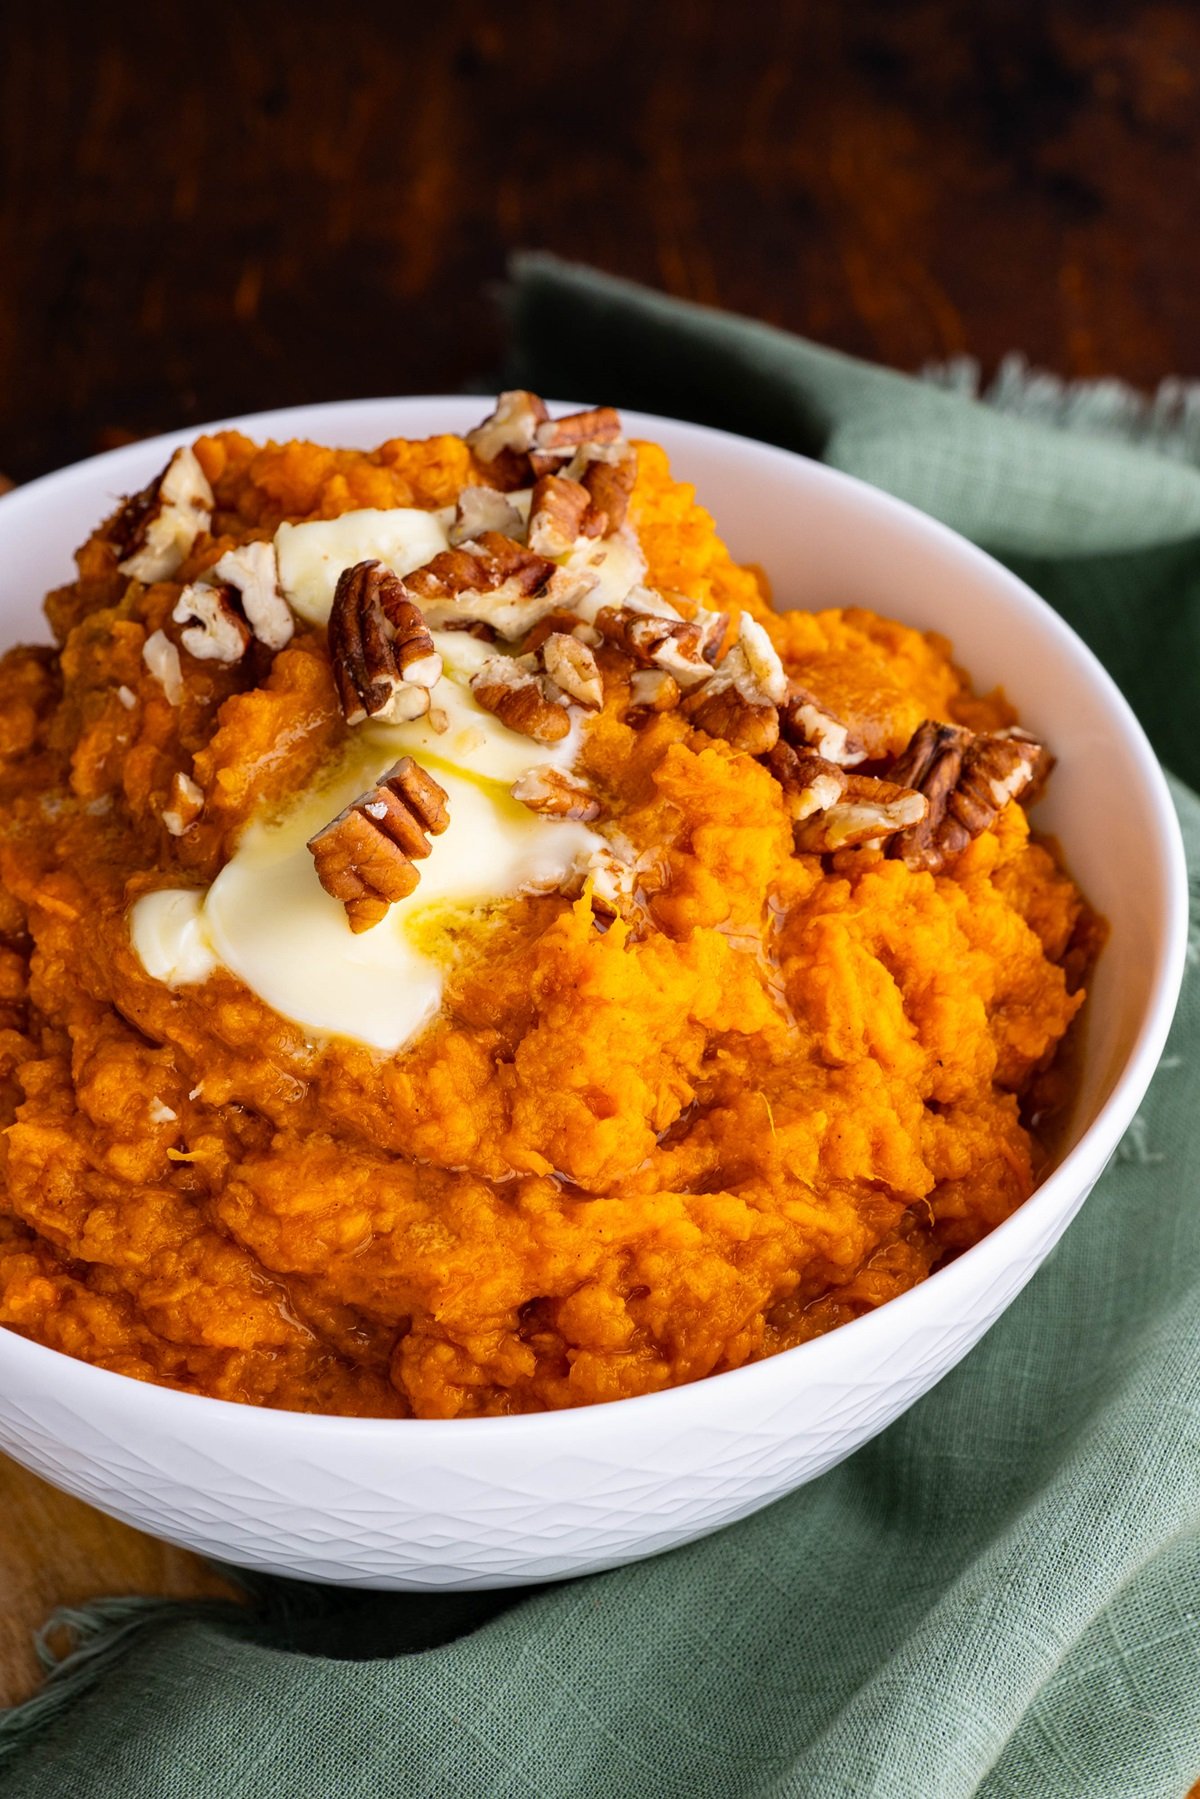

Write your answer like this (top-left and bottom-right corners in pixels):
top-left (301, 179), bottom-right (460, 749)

top-left (2, 256), bottom-right (1198, 1799)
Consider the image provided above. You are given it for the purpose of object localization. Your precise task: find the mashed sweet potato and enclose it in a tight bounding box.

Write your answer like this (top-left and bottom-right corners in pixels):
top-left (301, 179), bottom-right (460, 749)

top-left (0, 428), bottom-right (1096, 1417)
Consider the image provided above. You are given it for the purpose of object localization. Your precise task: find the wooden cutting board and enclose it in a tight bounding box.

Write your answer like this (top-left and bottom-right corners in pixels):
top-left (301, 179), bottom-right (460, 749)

top-left (0, 1454), bottom-right (234, 1707)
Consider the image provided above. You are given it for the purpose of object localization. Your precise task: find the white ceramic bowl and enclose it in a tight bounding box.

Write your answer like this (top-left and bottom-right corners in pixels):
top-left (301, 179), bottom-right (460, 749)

top-left (0, 399), bottom-right (1187, 1589)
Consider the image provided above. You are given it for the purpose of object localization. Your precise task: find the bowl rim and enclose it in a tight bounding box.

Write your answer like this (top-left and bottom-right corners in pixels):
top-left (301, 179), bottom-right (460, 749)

top-left (0, 394), bottom-right (1188, 1442)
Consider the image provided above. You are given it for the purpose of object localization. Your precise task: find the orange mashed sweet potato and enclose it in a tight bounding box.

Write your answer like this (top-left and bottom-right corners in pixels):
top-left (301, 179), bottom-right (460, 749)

top-left (0, 432), bottom-right (1097, 1417)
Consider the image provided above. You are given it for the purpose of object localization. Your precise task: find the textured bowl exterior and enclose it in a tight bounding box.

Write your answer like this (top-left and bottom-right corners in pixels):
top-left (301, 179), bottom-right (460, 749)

top-left (0, 1171), bottom-right (1101, 1588)
top-left (0, 399), bottom-right (1186, 1589)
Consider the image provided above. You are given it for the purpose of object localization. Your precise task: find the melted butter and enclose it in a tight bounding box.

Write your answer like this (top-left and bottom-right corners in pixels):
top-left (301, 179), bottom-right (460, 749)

top-left (569, 532), bottom-right (647, 619)
top-left (390, 629), bottom-right (585, 783)
top-left (131, 494), bottom-right (650, 1051)
top-left (275, 507), bottom-right (452, 625)
top-left (131, 888), bottom-right (219, 986)
top-left (129, 631), bottom-right (601, 1053)
top-left (274, 501), bottom-right (645, 630)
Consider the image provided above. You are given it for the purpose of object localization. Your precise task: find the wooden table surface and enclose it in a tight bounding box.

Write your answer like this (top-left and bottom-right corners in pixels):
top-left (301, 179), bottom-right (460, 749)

top-left (0, 0), bottom-right (1197, 1766)
top-left (3, 0), bottom-right (1200, 486)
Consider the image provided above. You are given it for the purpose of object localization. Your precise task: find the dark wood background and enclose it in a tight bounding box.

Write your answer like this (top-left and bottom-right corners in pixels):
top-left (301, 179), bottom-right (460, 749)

top-left (2, 0), bottom-right (1198, 484)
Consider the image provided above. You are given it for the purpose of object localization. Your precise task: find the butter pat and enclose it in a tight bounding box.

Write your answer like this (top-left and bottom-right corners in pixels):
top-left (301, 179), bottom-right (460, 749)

top-left (276, 508), bottom-right (451, 626)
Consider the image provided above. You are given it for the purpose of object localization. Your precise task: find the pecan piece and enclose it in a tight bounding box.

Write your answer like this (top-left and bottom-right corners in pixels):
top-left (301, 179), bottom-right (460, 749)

top-left (884, 721), bottom-right (971, 871)
top-left (408, 532), bottom-right (594, 640)
top-left (471, 655), bottom-right (571, 743)
top-left (595, 604), bottom-right (724, 690)
top-left (779, 687), bottom-right (867, 768)
top-left (520, 609), bottom-right (601, 656)
top-left (527, 474), bottom-right (604, 557)
top-left (889, 720), bottom-right (1048, 871)
top-left (209, 541), bottom-right (294, 651)
top-left (466, 391), bottom-right (549, 464)
top-left (685, 681), bottom-right (778, 754)
top-left (172, 540), bottom-right (293, 664)
top-left (578, 442), bottom-right (638, 533)
top-left (765, 742), bottom-right (848, 822)
top-left (328, 561), bottom-right (442, 726)
top-left (530, 406), bottom-right (622, 476)
top-left (681, 614), bottom-right (787, 754)
top-left (142, 629), bottom-right (184, 705)
top-left (996, 725), bottom-right (1056, 803)
top-left (117, 447), bottom-right (214, 582)
top-left (466, 391), bottom-right (550, 489)
top-left (541, 632), bottom-right (603, 709)
top-left (162, 772), bottom-right (204, 837)
top-left (888, 719), bottom-right (968, 794)
top-left (794, 770), bottom-right (927, 853)
top-left (308, 757), bottom-right (450, 933)
top-left (511, 765), bottom-right (601, 822)
top-left (172, 584), bottom-right (251, 664)
top-left (448, 485), bottom-right (524, 547)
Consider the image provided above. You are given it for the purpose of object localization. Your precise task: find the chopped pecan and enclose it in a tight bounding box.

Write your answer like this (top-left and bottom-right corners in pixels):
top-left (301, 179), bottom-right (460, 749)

top-left (448, 485), bottom-right (524, 547)
top-left (465, 392), bottom-right (627, 486)
top-left (466, 391), bottom-right (549, 464)
top-left (578, 442), bottom-right (638, 533)
top-left (109, 478), bottom-right (160, 564)
top-left (530, 406), bottom-right (622, 475)
top-left (162, 772), bottom-right (204, 837)
top-left (436, 532), bottom-right (556, 594)
top-left (681, 614), bottom-right (787, 754)
top-left (541, 632), bottom-right (603, 709)
top-left (308, 757), bottom-right (450, 933)
top-left (884, 721), bottom-right (970, 870)
top-left (779, 687), bottom-right (867, 767)
top-left (172, 584), bottom-right (251, 664)
top-left (527, 475), bottom-right (604, 557)
top-left (594, 604), bottom-right (723, 690)
top-left (374, 587), bottom-right (442, 687)
top-left (889, 720), bottom-right (1047, 871)
top-left (737, 615), bottom-right (789, 702)
top-left (172, 540), bottom-right (293, 664)
top-left (117, 447), bottom-right (214, 582)
top-left (960, 732), bottom-right (1044, 816)
top-left (328, 561), bottom-right (442, 727)
top-left (996, 725), bottom-right (1055, 803)
top-left (142, 629), bottom-right (183, 705)
top-left (520, 609), bottom-right (601, 656)
top-left (765, 742), bottom-right (848, 822)
top-left (628, 668), bottom-right (681, 714)
top-left (209, 541), bottom-right (294, 651)
top-left (408, 532), bottom-right (594, 639)
top-left (470, 655), bottom-right (571, 743)
top-left (794, 771), bottom-right (927, 853)
top-left (684, 682), bottom-right (777, 755)
top-left (510, 765), bottom-right (601, 822)
top-left (888, 719), bottom-right (968, 794)
top-left (768, 740), bottom-right (928, 853)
